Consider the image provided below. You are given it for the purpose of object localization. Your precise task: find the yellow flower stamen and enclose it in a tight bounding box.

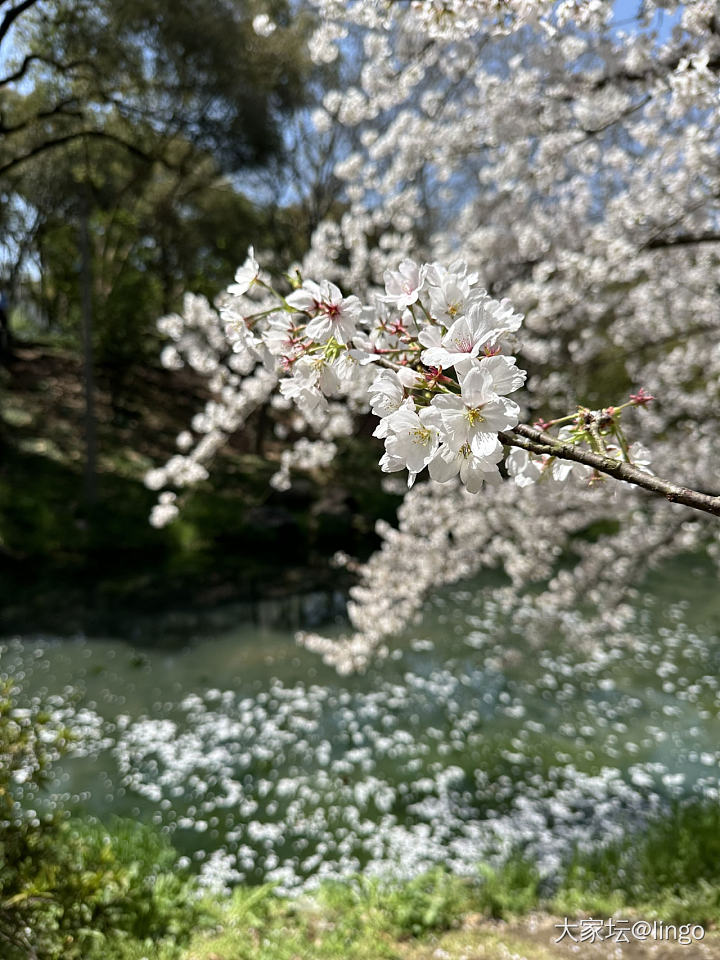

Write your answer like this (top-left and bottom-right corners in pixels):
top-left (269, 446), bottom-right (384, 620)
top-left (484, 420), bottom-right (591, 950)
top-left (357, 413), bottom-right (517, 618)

top-left (466, 407), bottom-right (485, 426)
top-left (410, 427), bottom-right (432, 446)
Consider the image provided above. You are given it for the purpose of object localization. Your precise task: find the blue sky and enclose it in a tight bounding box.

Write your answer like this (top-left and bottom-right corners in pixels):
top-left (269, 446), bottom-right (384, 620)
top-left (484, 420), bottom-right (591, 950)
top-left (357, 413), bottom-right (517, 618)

top-left (612, 0), bottom-right (683, 39)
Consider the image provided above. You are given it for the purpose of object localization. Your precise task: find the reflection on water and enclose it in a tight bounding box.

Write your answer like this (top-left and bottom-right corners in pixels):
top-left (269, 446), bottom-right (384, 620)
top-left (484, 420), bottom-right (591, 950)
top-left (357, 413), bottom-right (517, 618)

top-left (1, 556), bottom-right (720, 892)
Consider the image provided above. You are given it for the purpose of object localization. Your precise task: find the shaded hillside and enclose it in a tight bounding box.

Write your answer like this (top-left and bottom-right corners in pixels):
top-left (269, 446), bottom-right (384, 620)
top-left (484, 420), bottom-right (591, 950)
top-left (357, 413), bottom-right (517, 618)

top-left (0, 345), bottom-right (398, 639)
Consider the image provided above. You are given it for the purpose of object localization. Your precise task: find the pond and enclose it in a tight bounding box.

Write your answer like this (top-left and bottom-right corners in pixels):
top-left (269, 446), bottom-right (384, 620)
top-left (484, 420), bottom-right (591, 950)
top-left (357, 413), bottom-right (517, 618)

top-left (2, 554), bottom-right (720, 893)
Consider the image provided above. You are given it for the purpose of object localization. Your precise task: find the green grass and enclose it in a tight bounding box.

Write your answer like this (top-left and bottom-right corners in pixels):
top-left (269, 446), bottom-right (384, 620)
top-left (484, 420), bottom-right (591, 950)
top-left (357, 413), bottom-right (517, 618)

top-left (6, 807), bottom-right (720, 960)
top-left (168, 803), bottom-right (720, 960)
top-left (553, 801), bottom-right (720, 925)
top-left (164, 873), bottom-right (499, 960)
top-left (160, 861), bottom-right (720, 960)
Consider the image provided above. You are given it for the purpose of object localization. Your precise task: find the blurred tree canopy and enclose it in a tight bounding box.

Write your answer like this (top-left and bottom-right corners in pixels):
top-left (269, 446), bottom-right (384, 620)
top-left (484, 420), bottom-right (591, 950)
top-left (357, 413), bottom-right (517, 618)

top-left (1, 0), bottom-right (308, 173)
top-left (0, 0), bottom-right (315, 369)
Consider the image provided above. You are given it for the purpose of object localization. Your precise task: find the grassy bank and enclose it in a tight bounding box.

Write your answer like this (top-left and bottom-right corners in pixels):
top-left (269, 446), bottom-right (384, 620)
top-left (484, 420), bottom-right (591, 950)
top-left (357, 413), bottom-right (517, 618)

top-left (6, 807), bottom-right (720, 960)
top-left (130, 847), bottom-right (720, 960)
top-left (174, 912), bottom-right (720, 960)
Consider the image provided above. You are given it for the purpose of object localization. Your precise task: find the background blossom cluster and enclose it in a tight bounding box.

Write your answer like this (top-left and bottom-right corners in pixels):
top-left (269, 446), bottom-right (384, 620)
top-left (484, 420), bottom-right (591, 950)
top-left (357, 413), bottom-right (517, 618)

top-left (147, 0), bottom-right (720, 670)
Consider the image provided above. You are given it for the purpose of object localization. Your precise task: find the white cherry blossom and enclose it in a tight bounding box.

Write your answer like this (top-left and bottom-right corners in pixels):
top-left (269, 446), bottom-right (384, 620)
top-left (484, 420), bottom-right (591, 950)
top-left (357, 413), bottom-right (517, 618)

top-left (380, 259), bottom-right (427, 310)
top-left (286, 280), bottom-right (362, 344)
top-left (429, 441), bottom-right (503, 493)
top-left (420, 298), bottom-right (521, 373)
top-left (506, 448), bottom-right (544, 488)
top-left (431, 366), bottom-right (520, 457)
top-left (227, 246), bottom-right (260, 297)
top-left (369, 370), bottom-right (405, 421)
top-left (380, 401), bottom-right (441, 483)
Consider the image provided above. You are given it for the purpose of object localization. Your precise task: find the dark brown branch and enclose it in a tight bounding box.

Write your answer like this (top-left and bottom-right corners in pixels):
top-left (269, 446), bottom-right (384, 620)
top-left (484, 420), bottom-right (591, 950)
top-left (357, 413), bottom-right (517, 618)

top-left (0, 52), bottom-right (91, 88)
top-left (0, 129), bottom-right (166, 177)
top-left (499, 424), bottom-right (720, 519)
top-left (644, 231), bottom-right (720, 251)
top-left (0, 0), bottom-right (40, 50)
top-left (0, 97), bottom-right (81, 134)
top-left (589, 52), bottom-right (720, 91)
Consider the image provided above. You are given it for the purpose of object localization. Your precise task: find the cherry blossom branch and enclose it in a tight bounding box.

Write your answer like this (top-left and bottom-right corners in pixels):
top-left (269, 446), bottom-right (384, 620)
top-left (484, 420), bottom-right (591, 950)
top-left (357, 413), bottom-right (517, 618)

top-left (149, 250), bottom-right (720, 527)
top-left (645, 231), bottom-right (720, 251)
top-left (500, 425), bottom-right (720, 518)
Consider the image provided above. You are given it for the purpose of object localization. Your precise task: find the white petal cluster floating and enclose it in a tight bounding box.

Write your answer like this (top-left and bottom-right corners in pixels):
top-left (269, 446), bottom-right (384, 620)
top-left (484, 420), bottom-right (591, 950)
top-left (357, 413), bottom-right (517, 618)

top-left (5, 589), bottom-right (720, 894)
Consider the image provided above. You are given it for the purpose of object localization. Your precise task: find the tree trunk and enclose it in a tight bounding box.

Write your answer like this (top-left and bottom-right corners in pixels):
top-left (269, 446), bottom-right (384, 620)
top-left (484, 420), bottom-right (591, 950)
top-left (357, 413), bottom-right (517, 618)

top-left (79, 193), bottom-right (98, 506)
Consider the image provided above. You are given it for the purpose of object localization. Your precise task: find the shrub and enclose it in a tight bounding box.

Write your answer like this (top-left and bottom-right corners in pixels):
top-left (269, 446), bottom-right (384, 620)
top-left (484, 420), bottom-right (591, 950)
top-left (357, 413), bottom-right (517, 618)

top-left (0, 682), bottom-right (201, 959)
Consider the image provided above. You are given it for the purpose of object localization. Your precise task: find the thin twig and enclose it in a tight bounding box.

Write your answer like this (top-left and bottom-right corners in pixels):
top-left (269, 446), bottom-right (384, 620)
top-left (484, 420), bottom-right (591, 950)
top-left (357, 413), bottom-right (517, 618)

top-left (499, 424), bottom-right (720, 518)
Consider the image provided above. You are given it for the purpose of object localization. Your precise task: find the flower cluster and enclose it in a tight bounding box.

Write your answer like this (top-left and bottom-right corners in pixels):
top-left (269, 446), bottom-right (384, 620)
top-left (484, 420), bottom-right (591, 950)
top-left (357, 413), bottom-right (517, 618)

top-left (371, 265), bottom-right (526, 490)
top-left (207, 252), bottom-right (529, 495)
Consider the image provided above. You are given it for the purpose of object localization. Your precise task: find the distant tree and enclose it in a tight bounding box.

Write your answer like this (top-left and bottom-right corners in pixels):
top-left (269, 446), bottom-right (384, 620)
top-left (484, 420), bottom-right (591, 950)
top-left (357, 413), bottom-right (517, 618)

top-left (0, 0), bottom-right (317, 343)
top-left (0, 0), bottom-right (310, 176)
top-left (0, 0), bottom-right (314, 340)
top-left (0, 0), bottom-right (314, 506)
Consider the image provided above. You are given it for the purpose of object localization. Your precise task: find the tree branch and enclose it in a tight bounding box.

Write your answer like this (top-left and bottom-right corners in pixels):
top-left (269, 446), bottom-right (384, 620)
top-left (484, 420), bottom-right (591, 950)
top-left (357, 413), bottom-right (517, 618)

top-left (499, 424), bottom-right (720, 518)
top-left (0, 52), bottom-right (91, 88)
top-left (0, 0), bottom-right (40, 51)
top-left (589, 51), bottom-right (720, 91)
top-left (644, 231), bottom-right (720, 251)
top-left (0, 129), bottom-right (168, 178)
top-left (0, 96), bottom-right (82, 134)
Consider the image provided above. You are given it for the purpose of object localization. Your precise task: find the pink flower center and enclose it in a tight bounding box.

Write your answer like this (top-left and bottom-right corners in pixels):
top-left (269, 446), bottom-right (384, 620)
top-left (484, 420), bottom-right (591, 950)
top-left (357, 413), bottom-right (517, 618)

top-left (453, 335), bottom-right (473, 353)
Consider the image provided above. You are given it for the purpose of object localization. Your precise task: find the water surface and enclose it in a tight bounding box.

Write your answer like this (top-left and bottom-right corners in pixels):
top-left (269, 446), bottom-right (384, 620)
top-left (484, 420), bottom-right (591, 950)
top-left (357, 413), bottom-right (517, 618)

top-left (2, 555), bottom-right (719, 892)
